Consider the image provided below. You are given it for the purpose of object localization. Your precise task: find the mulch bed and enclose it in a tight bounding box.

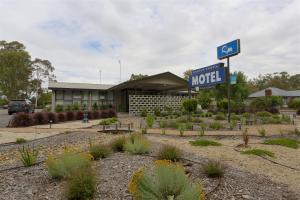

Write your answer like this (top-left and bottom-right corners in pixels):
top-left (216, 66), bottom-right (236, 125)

top-left (0, 132), bottom-right (299, 200)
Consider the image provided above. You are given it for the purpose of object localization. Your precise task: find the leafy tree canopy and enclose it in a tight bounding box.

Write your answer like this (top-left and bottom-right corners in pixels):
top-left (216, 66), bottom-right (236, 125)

top-left (129, 74), bottom-right (148, 81)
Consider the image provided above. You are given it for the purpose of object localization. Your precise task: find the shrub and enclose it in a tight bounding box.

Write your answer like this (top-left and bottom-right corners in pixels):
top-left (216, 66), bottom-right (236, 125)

top-left (92, 111), bottom-right (100, 119)
top-left (197, 92), bottom-right (212, 109)
top-left (110, 137), bottom-right (126, 152)
top-left (146, 114), bottom-right (155, 128)
top-left (140, 107), bottom-right (147, 117)
top-left (107, 109), bottom-right (117, 118)
top-left (231, 114), bottom-right (241, 121)
top-left (288, 98), bottom-right (300, 109)
top-left (124, 133), bottom-right (150, 155)
top-left (10, 112), bottom-right (33, 127)
top-left (257, 127), bottom-right (266, 137)
top-left (128, 160), bottom-right (205, 200)
top-left (32, 112), bottom-right (48, 125)
top-left (229, 120), bottom-right (237, 130)
top-left (217, 99), bottom-right (228, 110)
top-left (176, 116), bottom-right (188, 123)
top-left (159, 120), bottom-right (167, 129)
top-left (178, 123), bottom-right (186, 137)
top-left (189, 139), bottom-right (222, 146)
top-left (47, 112), bottom-right (58, 123)
top-left (100, 110), bottom-right (109, 118)
top-left (66, 111), bottom-right (75, 121)
top-left (141, 127), bottom-right (147, 134)
top-left (65, 168), bottom-right (96, 200)
top-left (241, 149), bottom-right (275, 158)
top-left (264, 138), bottom-right (299, 149)
top-left (294, 128), bottom-right (300, 136)
top-left (72, 103), bottom-right (80, 111)
top-left (57, 112), bottom-right (66, 122)
top-left (209, 121), bottom-right (222, 130)
top-left (89, 143), bottom-right (111, 160)
top-left (256, 111), bottom-right (272, 118)
top-left (55, 104), bottom-right (64, 113)
top-left (46, 150), bottom-right (92, 179)
top-left (154, 107), bottom-right (161, 117)
top-left (19, 145), bottom-right (39, 167)
top-left (191, 117), bottom-right (203, 123)
top-left (267, 107), bottom-right (279, 114)
top-left (65, 104), bottom-right (72, 112)
top-left (201, 160), bottom-right (225, 178)
top-left (76, 111), bottom-right (84, 120)
top-left (242, 112), bottom-right (251, 119)
top-left (214, 112), bottom-right (226, 120)
top-left (242, 128), bottom-right (249, 147)
top-left (182, 99), bottom-right (198, 114)
top-left (157, 145), bottom-right (182, 162)
top-left (16, 138), bottom-right (27, 144)
top-left (199, 123), bottom-right (206, 136)
top-left (92, 102), bottom-right (98, 111)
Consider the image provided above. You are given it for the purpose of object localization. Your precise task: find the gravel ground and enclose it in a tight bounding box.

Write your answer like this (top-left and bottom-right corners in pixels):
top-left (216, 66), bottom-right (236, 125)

top-left (0, 149), bottom-right (298, 200)
top-left (0, 130), bottom-right (299, 199)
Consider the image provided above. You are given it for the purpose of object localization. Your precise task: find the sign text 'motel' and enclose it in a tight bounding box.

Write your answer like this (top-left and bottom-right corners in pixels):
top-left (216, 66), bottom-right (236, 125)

top-left (217, 39), bottom-right (240, 60)
top-left (189, 63), bottom-right (225, 88)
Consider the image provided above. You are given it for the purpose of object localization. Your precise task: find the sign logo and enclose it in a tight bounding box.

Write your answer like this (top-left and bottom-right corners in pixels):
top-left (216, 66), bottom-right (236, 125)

top-left (189, 63), bottom-right (225, 88)
top-left (217, 39), bottom-right (240, 60)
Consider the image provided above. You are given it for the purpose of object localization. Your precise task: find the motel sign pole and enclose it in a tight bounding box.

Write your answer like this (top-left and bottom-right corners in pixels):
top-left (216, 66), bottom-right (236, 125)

top-left (227, 57), bottom-right (231, 123)
top-left (217, 39), bottom-right (241, 123)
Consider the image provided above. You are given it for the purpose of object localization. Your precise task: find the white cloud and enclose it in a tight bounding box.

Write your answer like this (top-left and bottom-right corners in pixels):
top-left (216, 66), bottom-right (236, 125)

top-left (0, 0), bottom-right (299, 84)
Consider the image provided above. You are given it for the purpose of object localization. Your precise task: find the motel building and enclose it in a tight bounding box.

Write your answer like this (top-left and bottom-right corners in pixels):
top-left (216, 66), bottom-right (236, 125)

top-left (48, 72), bottom-right (190, 115)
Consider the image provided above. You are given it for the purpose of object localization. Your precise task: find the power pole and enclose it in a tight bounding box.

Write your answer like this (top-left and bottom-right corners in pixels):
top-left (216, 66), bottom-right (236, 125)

top-left (99, 70), bottom-right (102, 84)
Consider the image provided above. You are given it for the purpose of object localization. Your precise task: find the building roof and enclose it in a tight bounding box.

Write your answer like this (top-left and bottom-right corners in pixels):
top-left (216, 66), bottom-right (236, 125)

top-left (48, 82), bottom-right (115, 90)
top-left (249, 87), bottom-right (300, 98)
top-left (109, 72), bottom-right (188, 91)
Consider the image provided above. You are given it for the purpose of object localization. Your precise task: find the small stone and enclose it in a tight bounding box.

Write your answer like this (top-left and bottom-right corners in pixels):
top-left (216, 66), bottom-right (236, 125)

top-left (242, 194), bottom-right (253, 199)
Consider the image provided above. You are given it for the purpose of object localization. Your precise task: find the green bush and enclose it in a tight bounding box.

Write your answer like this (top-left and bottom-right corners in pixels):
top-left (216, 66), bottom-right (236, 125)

top-left (214, 112), bottom-right (226, 120)
top-left (201, 160), bottom-right (225, 178)
top-left (124, 133), bottom-right (150, 155)
top-left (128, 160), bottom-right (205, 200)
top-left (65, 168), bottom-right (96, 200)
top-left (157, 145), bottom-right (182, 162)
top-left (92, 102), bottom-right (98, 111)
top-left (256, 111), bottom-right (273, 118)
top-left (46, 150), bottom-right (92, 179)
top-left (197, 92), bottom-right (212, 109)
top-left (198, 123), bottom-right (206, 136)
top-left (110, 137), bottom-right (126, 152)
top-left (231, 114), bottom-right (241, 121)
top-left (217, 99), bottom-right (228, 110)
top-left (89, 143), bottom-right (111, 160)
top-left (209, 121), bottom-right (223, 130)
top-left (257, 127), bottom-right (266, 137)
top-left (176, 116), bottom-right (188, 123)
top-left (65, 104), bottom-right (72, 112)
top-left (159, 120), bottom-right (167, 129)
top-left (72, 103), bottom-right (80, 111)
top-left (288, 98), bottom-right (300, 109)
top-left (242, 112), bottom-right (251, 119)
top-left (264, 138), bottom-right (299, 149)
top-left (178, 123), bottom-right (186, 137)
top-left (250, 96), bottom-right (283, 110)
top-left (182, 99), bottom-right (198, 114)
top-left (191, 117), bottom-right (203, 123)
top-left (241, 149), bottom-right (275, 158)
top-left (154, 107), bottom-right (161, 117)
top-left (55, 104), bottom-right (64, 113)
top-left (140, 107), bottom-right (147, 117)
top-left (229, 120), bottom-right (237, 130)
top-left (146, 114), bottom-right (155, 128)
top-left (19, 145), bottom-right (39, 167)
top-left (16, 137), bottom-right (27, 144)
top-left (189, 139), bottom-right (222, 147)
top-left (99, 117), bottom-right (118, 125)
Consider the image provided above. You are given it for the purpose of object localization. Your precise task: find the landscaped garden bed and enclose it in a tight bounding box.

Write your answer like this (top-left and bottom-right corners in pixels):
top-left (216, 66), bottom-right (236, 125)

top-left (0, 130), bottom-right (299, 200)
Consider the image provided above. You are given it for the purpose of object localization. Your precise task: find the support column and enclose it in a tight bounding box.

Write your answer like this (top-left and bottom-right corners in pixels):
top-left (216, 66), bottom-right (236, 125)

top-left (51, 90), bottom-right (56, 112)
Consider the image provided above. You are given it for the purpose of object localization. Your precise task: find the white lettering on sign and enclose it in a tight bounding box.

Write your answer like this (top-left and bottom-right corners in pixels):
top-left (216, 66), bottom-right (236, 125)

top-left (191, 70), bottom-right (223, 87)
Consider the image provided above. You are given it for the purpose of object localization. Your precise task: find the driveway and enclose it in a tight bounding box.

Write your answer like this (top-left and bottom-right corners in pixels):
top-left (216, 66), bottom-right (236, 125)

top-left (0, 109), bottom-right (11, 127)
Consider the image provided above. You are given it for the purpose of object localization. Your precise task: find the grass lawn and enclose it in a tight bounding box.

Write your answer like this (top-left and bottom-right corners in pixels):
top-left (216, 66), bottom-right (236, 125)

top-left (241, 148), bottom-right (275, 158)
top-left (189, 139), bottom-right (222, 147)
top-left (263, 138), bottom-right (299, 149)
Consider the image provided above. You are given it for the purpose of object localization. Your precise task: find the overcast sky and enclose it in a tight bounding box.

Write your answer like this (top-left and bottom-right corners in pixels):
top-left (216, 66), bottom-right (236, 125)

top-left (0, 0), bottom-right (299, 84)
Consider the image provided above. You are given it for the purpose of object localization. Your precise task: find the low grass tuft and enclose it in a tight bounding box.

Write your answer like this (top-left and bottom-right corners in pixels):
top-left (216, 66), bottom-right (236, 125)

top-left (89, 144), bottom-right (111, 160)
top-left (16, 137), bottom-right (27, 144)
top-left (189, 139), bottom-right (222, 147)
top-left (110, 136), bottom-right (126, 152)
top-left (157, 145), bottom-right (182, 162)
top-left (241, 148), bottom-right (275, 158)
top-left (19, 145), bottom-right (39, 167)
top-left (263, 138), bottom-right (299, 149)
top-left (201, 160), bottom-right (225, 178)
top-left (124, 133), bottom-right (151, 155)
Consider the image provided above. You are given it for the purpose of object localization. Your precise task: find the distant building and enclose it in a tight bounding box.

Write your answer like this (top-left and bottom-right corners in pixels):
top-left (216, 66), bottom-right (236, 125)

top-left (248, 87), bottom-right (300, 105)
top-left (48, 72), bottom-right (190, 115)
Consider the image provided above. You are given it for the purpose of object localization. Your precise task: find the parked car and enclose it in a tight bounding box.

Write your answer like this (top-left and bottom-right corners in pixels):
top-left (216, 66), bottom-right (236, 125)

top-left (8, 99), bottom-right (34, 115)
